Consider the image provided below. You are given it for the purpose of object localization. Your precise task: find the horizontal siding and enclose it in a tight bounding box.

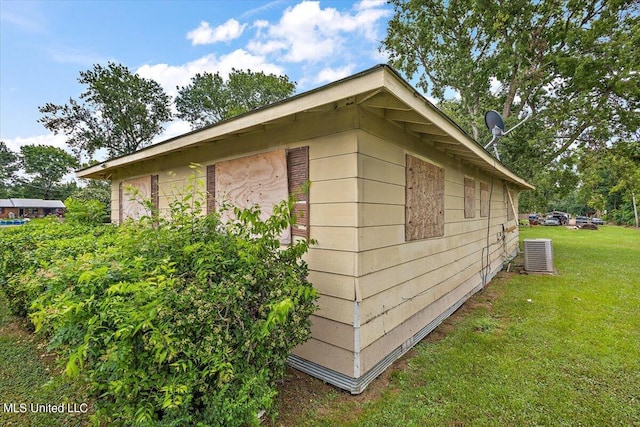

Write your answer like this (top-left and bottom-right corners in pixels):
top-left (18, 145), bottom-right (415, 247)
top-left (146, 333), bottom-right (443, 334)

top-left (310, 153), bottom-right (357, 181)
top-left (358, 154), bottom-right (405, 185)
top-left (311, 178), bottom-right (357, 203)
top-left (292, 337), bottom-right (356, 378)
top-left (358, 225), bottom-right (405, 251)
top-left (305, 248), bottom-right (356, 276)
top-left (357, 226), bottom-right (507, 299)
top-left (357, 224), bottom-right (506, 277)
top-left (313, 294), bottom-right (355, 329)
top-left (358, 255), bottom-right (504, 373)
top-left (311, 203), bottom-right (357, 227)
top-left (307, 270), bottom-right (355, 300)
top-left (355, 124), bottom-right (517, 362)
top-left (311, 226), bottom-right (357, 251)
top-left (359, 203), bottom-right (404, 227)
top-left (357, 131), bottom-right (405, 166)
top-left (309, 314), bottom-right (355, 352)
top-left (359, 179), bottom-right (404, 205)
top-left (360, 246), bottom-right (505, 351)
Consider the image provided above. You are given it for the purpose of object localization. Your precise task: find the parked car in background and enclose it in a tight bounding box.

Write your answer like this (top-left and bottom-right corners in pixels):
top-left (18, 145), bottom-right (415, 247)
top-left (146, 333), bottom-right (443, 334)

top-left (547, 212), bottom-right (569, 225)
top-left (528, 214), bottom-right (539, 225)
top-left (591, 217), bottom-right (604, 225)
top-left (576, 215), bottom-right (589, 225)
top-left (544, 216), bottom-right (560, 226)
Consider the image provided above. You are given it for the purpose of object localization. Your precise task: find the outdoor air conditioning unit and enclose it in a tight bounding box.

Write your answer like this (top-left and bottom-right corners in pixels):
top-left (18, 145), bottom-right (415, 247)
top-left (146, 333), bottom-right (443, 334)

top-left (523, 238), bottom-right (555, 273)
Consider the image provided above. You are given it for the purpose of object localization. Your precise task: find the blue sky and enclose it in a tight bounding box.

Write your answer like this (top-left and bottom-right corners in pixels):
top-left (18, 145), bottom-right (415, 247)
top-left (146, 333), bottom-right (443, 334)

top-left (0, 0), bottom-right (395, 158)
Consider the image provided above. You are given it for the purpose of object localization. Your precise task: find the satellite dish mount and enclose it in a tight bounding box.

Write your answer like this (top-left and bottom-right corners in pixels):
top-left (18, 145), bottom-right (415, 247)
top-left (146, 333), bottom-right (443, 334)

top-left (483, 110), bottom-right (530, 161)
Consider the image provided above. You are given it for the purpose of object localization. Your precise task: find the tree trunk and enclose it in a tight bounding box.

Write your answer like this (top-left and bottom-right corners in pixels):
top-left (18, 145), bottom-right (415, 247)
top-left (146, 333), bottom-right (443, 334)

top-left (633, 192), bottom-right (639, 228)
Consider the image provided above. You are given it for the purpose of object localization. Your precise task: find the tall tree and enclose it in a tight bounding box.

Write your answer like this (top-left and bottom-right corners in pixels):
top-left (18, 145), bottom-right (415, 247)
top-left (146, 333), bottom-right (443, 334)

top-left (383, 0), bottom-right (640, 161)
top-left (578, 141), bottom-right (640, 226)
top-left (175, 69), bottom-right (296, 129)
top-left (38, 62), bottom-right (172, 160)
top-left (0, 141), bottom-right (19, 197)
top-left (20, 145), bottom-right (78, 199)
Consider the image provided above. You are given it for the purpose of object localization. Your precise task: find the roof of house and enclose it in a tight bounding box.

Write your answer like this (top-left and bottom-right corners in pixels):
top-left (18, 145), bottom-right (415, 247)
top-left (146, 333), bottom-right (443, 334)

top-left (0, 198), bottom-right (66, 209)
top-left (77, 64), bottom-right (533, 190)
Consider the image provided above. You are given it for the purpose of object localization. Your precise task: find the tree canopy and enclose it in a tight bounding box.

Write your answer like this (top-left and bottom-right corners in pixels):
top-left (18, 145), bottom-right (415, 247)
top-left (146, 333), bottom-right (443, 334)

top-left (383, 0), bottom-right (640, 216)
top-left (38, 62), bottom-right (172, 160)
top-left (19, 145), bottom-right (78, 200)
top-left (384, 0), bottom-right (639, 150)
top-left (175, 69), bottom-right (296, 129)
top-left (0, 141), bottom-right (19, 197)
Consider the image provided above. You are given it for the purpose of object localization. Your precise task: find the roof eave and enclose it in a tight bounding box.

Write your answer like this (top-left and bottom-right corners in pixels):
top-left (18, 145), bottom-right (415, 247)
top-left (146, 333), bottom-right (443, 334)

top-left (76, 64), bottom-right (533, 190)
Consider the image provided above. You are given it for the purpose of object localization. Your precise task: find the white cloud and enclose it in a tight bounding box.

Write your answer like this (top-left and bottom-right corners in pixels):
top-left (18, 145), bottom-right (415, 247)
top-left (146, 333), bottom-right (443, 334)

top-left (253, 19), bottom-right (269, 29)
top-left (187, 19), bottom-right (247, 45)
top-left (46, 46), bottom-right (110, 66)
top-left (247, 0), bottom-right (391, 63)
top-left (315, 65), bottom-right (356, 84)
top-left (154, 120), bottom-right (193, 143)
top-left (0, 2), bottom-right (46, 33)
top-left (239, 0), bottom-right (287, 19)
top-left (136, 50), bottom-right (284, 98)
top-left (4, 133), bottom-right (69, 154)
top-left (354, 0), bottom-right (387, 11)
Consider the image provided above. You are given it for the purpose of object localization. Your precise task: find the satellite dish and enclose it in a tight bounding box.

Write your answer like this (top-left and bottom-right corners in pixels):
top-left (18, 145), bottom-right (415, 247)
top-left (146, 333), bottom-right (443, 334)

top-left (484, 110), bottom-right (504, 136)
top-left (483, 109), bottom-right (531, 161)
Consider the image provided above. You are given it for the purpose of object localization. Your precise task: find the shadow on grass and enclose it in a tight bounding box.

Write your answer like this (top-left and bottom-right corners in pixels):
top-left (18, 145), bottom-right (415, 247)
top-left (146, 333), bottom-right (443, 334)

top-left (268, 226), bottom-right (640, 427)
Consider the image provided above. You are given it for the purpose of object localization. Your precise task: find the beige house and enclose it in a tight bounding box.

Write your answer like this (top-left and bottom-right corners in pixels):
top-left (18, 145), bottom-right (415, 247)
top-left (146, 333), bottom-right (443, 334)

top-left (77, 65), bottom-right (533, 394)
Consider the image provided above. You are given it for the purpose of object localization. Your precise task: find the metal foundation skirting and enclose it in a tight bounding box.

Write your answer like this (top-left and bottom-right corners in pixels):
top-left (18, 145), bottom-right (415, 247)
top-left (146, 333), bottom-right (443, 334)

top-left (287, 251), bottom-right (513, 394)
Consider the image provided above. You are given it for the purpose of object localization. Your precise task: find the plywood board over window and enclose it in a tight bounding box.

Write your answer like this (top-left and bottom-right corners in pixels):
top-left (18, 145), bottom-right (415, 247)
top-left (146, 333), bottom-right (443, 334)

top-left (405, 154), bottom-right (444, 241)
top-left (215, 149), bottom-right (290, 244)
top-left (480, 181), bottom-right (489, 217)
top-left (119, 176), bottom-right (152, 221)
top-left (505, 182), bottom-right (515, 221)
top-left (464, 177), bottom-right (475, 218)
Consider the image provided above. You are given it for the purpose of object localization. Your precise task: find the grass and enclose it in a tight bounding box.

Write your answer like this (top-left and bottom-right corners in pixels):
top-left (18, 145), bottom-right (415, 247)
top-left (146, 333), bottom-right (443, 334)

top-left (274, 226), bottom-right (640, 426)
top-left (2, 226), bottom-right (638, 426)
top-left (0, 292), bottom-right (91, 426)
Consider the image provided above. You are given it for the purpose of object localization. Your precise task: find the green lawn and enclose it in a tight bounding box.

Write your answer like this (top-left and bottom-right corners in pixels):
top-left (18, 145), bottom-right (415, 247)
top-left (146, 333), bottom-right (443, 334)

top-left (2, 226), bottom-right (639, 426)
top-left (277, 226), bottom-right (640, 426)
top-left (0, 294), bottom-right (91, 427)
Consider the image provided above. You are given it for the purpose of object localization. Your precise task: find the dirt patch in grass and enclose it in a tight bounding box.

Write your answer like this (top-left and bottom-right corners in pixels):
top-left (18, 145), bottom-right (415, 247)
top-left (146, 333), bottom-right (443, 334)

top-left (268, 262), bottom-right (520, 426)
top-left (268, 346), bottom-right (419, 426)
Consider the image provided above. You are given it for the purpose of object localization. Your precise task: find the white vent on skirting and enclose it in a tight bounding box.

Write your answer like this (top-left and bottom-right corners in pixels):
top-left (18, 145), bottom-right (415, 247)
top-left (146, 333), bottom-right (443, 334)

top-left (524, 239), bottom-right (555, 273)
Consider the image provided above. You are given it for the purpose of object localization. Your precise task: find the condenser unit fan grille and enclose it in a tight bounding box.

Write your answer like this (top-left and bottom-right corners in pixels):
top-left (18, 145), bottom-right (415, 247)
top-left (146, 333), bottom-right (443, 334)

top-left (524, 239), bottom-right (554, 273)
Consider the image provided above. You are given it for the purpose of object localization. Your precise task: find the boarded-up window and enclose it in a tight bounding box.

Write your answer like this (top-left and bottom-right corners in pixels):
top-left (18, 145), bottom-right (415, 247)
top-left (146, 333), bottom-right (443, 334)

top-left (287, 146), bottom-right (309, 239)
top-left (206, 164), bottom-right (215, 214)
top-left (480, 181), bottom-right (489, 217)
top-left (464, 178), bottom-right (475, 218)
top-left (405, 155), bottom-right (444, 240)
top-left (215, 150), bottom-right (290, 244)
top-left (505, 183), bottom-right (515, 221)
top-left (119, 176), bottom-right (152, 221)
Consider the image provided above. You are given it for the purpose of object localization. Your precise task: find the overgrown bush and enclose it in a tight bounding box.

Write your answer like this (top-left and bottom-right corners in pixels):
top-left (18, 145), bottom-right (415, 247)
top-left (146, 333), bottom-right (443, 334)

top-left (64, 197), bottom-right (108, 226)
top-left (0, 218), bottom-right (116, 317)
top-left (1, 179), bottom-right (317, 426)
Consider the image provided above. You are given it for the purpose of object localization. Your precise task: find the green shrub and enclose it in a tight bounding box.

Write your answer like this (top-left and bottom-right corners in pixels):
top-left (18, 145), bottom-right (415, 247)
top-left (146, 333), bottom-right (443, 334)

top-left (22, 187), bottom-right (316, 426)
top-left (0, 219), bottom-right (116, 317)
top-left (64, 197), bottom-right (108, 226)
